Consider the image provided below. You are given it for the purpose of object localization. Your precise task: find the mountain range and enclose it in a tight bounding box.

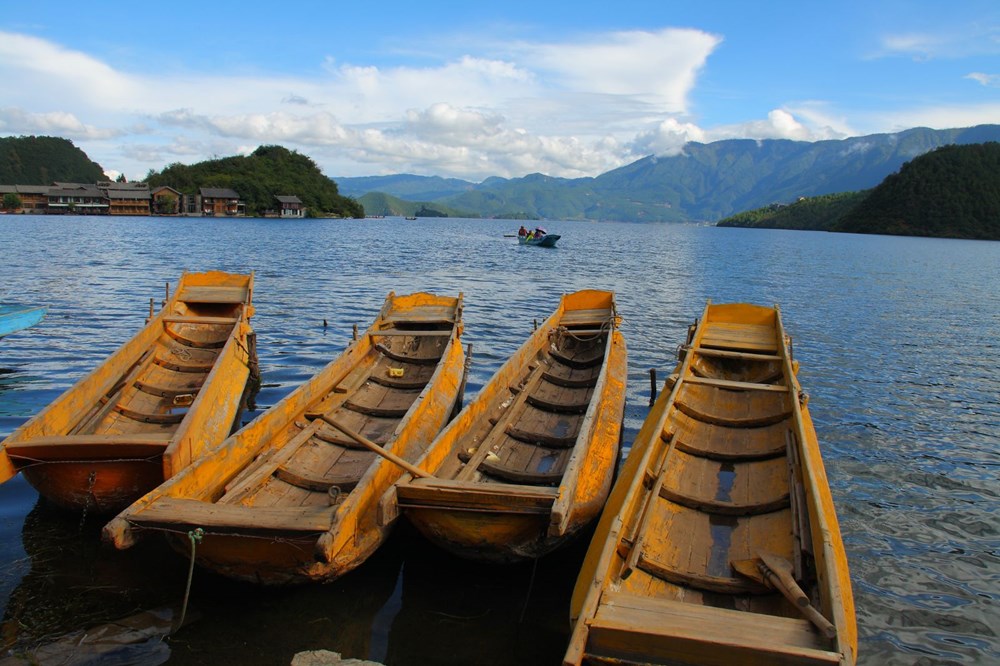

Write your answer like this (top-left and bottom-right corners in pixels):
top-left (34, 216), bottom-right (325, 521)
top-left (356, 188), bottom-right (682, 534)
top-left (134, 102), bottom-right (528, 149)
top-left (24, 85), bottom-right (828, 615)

top-left (335, 125), bottom-right (1000, 223)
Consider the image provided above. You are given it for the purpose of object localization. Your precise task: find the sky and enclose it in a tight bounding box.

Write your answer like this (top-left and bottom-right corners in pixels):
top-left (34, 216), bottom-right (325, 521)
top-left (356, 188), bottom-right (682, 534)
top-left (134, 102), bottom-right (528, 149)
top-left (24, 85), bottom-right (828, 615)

top-left (1, 0), bottom-right (998, 182)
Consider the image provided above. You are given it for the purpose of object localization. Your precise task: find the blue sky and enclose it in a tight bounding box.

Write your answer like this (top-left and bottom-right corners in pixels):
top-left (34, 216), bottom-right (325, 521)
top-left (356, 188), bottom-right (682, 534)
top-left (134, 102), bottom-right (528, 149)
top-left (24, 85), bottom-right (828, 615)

top-left (1, 0), bottom-right (997, 181)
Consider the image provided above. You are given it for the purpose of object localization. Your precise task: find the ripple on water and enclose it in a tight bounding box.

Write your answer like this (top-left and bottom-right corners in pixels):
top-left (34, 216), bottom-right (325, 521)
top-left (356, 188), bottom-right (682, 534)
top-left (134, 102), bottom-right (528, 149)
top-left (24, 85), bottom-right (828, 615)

top-left (1, 217), bottom-right (998, 664)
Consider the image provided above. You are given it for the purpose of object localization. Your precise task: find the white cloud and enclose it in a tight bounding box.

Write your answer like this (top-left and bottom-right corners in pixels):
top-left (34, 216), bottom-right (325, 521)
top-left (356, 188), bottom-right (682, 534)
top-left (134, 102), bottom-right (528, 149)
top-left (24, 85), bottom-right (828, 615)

top-left (0, 106), bottom-right (122, 139)
top-left (523, 27), bottom-right (720, 112)
top-left (965, 72), bottom-right (1000, 87)
top-left (0, 24), bottom-right (992, 182)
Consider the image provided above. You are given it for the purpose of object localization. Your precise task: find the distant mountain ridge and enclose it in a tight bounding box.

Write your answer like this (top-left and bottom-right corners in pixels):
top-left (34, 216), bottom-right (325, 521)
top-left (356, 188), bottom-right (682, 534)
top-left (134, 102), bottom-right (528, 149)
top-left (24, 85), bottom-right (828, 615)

top-left (334, 125), bottom-right (1000, 222)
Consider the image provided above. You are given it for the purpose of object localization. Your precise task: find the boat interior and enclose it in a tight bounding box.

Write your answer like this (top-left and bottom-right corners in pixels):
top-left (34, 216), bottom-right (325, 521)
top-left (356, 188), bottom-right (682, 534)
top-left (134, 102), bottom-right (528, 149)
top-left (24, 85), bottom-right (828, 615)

top-left (215, 298), bottom-right (461, 512)
top-left (4, 279), bottom-right (251, 464)
top-left (579, 308), bottom-right (839, 663)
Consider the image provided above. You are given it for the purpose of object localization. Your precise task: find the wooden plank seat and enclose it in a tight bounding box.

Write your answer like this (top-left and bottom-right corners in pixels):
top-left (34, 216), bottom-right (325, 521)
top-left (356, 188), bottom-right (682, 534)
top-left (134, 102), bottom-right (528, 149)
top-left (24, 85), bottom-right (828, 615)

top-left (368, 374), bottom-right (432, 389)
top-left (692, 347), bottom-right (783, 362)
top-left (343, 400), bottom-right (411, 418)
top-left (396, 478), bottom-right (557, 514)
top-left (700, 322), bottom-right (778, 353)
top-left (127, 497), bottom-right (335, 535)
top-left (479, 460), bottom-right (562, 485)
top-left (684, 375), bottom-right (789, 393)
top-left (153, 357), bottom-right (214, 373)
top-left (369, 330), bottom-right (452, 337)
top-left (676, 382), bottom-right (792, 428)
top-left (635, 551), bottom-right (770, 595)
top-left (175, 285), bottom-right (249, 304)
top-left (525, 393), bottom-right (592, 414)
top-left (5, 433), bottom-right (172, 461)
top-left (559, 308), bottom-right (613, 327)
top-left (274, 466), bottom-right (360, 494)
top-left (667, 412), bottom-right (789, 461)
top-left (113, 405), bottom-right (185, 424)
top-left (374, 342), bottom-right (442, 365)
top-left (161, 315), bottom-right (240, 325)
top-left (582, 591), bottom-right (841, 666)
top-left (504, 426), bottom-right (577, 448)
top-left (541, 370), bottom-right (598, 388)
top-left (298, 420), bottom-right (388, 450)
top-left (133, 379), bottom-right (204, 399)
top-left (657, 484), bottom-right (790, 516)
top-left (164, 325), bottom-right (227, 349)
top-left (550, 348), bottom-right (605, 370)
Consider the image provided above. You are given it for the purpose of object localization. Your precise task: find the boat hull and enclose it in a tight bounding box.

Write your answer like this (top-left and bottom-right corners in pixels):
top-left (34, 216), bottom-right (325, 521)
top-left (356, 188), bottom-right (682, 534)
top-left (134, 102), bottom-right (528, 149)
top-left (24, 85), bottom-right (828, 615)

top-left (0, 304), bottom-right (47, 338)
top-left (0, 271), bottom-right (255, 514)
top-left (398, 289), bottom-right (626, 562)
top-left (564, 302), bottom-right (856, 666)
top-left (105, 292), bottom-right (467, 584)
top-left (518, 234), bottom-right (560, 247)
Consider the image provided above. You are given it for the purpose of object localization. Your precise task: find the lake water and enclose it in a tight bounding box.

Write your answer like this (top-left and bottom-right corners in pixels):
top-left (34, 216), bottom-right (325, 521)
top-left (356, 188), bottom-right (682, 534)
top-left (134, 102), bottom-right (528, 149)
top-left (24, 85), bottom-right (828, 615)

top-left (0, 215), bottom-right (997, 665)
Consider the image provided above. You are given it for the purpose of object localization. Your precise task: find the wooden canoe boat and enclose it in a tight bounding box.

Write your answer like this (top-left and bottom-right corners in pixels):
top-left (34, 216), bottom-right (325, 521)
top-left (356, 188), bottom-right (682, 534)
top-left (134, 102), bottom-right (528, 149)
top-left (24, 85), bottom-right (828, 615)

top-left (0, 304), bottom-right (47, 338)
top-left (395, 289), bottom-right (627, 562)
top-left (104, 292), bottom-right (467, 585)
top-left (0, 271), bottom-right (255, 514)
top-left (564, 302), bottom-right (857, 666)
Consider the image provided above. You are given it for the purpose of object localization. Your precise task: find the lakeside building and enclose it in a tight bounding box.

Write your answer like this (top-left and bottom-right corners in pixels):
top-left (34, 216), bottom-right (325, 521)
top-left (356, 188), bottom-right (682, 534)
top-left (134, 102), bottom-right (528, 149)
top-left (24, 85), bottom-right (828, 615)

top-left (0, 182), bottom-right (311, 218)
top-left (273, 195), bottom-right (305, 218)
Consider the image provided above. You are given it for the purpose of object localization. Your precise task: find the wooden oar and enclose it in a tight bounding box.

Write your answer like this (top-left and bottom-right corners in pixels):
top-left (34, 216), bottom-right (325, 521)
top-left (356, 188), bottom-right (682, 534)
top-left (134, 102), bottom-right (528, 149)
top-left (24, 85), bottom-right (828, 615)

top-left (318, 415), bottom-right (432, 479)
top-left (732, 551), bottom-right (837, 638)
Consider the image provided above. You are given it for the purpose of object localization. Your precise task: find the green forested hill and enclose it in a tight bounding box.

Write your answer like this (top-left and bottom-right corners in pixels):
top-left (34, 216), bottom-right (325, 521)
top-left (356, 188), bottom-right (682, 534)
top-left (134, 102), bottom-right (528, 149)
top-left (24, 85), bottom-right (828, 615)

top-left (717, 142), bottom-right (1000, 240)
top-left (145, 145), bottom-right (363, 218)
top-left (357, 191), bottom-right (474, 218)
top-left (0, 136), bottom-right (105, 184)
top-left (837, 142), bottom-right (1000, 239)
top-left (717, 191), bottom-right (869, 230)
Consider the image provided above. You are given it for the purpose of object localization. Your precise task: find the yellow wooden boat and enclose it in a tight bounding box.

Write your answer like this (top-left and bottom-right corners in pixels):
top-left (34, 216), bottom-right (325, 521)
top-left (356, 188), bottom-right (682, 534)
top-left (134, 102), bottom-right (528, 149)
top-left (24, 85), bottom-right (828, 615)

top-left (0, 271), bottom-right (255, 514)
top-left (104, 292), bottom-right (467, 584)
top-left (565, 302), bottom-right (856, 666)
top-left (394, 290), bottom-right (627, 562)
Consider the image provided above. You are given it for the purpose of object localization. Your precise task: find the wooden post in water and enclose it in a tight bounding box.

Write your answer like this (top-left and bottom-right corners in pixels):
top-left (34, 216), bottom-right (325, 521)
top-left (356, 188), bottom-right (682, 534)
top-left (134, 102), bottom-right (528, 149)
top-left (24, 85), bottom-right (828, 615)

top-left (352, 324), bottom-right (358, 341)
top-left (649, 368), bottom-right (657, 406)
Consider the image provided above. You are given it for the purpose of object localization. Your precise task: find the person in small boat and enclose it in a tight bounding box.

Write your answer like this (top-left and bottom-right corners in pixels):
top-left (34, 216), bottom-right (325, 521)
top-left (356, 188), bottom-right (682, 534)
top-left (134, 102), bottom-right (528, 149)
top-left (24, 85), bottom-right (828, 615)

top-left (518, 225), bottom-right (528, 237)
top-left (532, 227), bottom-right (546, 239)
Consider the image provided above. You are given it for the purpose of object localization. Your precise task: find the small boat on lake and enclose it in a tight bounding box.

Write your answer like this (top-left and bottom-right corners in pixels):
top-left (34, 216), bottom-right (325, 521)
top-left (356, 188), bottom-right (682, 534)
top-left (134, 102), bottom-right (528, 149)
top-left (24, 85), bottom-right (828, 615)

top-left (518, 233), bottom-right (561, 247)
top-left (395, 290), bottom-right (627, 562)
top-left (564, 302), bottom-right (856, 666)
top-left (0, 271), bottom-right (256, 514)
top-left (0, 303), bottom-right (47, 338)
top-left (104, 292), bottom-right (467, 585)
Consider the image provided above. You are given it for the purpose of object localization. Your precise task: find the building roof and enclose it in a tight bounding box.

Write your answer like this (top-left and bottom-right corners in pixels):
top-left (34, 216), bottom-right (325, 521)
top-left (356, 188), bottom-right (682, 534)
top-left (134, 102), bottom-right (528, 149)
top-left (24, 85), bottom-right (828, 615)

top-left (275, 195), bottom-right (303, 204)
top-left (151, 185), bottom-right (182, 196)
top-left (104, 188), bottom-right (151, 200)
top-left (16, 185), bottom-right (51, 194)
top-left (200, 187), bottom-right (240, 199)
top-left (48, 184), bottom-right (106, 197)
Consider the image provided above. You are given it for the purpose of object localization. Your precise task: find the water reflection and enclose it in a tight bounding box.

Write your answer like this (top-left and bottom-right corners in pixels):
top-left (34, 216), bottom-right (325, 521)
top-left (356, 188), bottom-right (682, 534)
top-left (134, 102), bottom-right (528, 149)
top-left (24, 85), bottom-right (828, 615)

top-left (1, 216), bottom-right (998, 664)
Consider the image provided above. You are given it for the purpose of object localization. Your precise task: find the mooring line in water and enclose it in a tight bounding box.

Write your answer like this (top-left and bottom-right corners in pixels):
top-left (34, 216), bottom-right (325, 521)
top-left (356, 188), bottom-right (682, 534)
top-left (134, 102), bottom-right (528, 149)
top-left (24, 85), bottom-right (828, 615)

top-left (178, 527), bottom-right (204, 632)
top-left (519, 556), bottom-right (540, 625)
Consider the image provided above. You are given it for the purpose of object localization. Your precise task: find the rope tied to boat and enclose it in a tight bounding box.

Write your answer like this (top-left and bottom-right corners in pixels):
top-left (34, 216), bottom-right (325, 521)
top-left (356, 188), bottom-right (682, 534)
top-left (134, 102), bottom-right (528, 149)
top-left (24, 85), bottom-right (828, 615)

top-left (178, 527), bottom-right (204, 632)
top-left (554, 315), bottom-right (616, 345)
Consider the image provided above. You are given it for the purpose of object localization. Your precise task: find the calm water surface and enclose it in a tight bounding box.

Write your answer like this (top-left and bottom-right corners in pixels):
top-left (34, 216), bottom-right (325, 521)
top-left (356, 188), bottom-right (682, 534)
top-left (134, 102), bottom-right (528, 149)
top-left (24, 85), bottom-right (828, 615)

top-left (0, 215), bottom-right (997, 664)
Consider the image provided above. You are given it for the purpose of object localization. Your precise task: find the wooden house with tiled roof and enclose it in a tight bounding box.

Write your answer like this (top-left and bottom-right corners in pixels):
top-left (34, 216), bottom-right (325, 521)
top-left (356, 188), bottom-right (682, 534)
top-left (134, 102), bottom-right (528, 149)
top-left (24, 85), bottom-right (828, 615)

top-left (199, 187), bottom-right (244, 216)
top-left (98, 181), bottom-right (151, 216)
top-left (275, 195), bottom-right (305, 218)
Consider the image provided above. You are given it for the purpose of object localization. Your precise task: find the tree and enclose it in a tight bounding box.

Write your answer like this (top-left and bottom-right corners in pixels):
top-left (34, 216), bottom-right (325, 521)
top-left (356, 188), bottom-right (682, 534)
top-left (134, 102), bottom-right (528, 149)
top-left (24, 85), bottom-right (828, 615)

top-left (155, 193), bottom-right (178, 215)
top-left (2, 192), bottom-right (21, 211)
